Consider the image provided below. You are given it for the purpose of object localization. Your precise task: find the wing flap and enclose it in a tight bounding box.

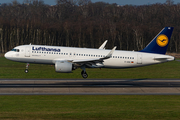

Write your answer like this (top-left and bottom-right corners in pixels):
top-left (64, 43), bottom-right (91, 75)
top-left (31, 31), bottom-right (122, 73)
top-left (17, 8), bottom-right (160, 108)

top-left (73, 58), bottom-right (101, 63)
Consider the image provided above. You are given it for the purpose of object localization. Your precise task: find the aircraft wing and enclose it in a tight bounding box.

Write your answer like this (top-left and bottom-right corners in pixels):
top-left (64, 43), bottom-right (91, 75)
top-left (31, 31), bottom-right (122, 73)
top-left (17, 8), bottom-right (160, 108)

top-left (73, 58), bottom-right (102, 63)
top-left (72, 46), bottom-right (116, 67)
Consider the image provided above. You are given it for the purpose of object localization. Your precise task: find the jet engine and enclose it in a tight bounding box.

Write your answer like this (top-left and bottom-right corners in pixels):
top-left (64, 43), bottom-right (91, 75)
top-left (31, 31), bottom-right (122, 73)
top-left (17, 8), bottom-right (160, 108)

top-left (55, 61), bottom-right (72, 73)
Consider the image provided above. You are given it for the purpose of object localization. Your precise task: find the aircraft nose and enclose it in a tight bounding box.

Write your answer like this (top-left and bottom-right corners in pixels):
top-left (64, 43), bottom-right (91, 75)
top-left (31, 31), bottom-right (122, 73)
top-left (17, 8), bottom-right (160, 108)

top-left (4, 52), bottom-right (8, 58)
top-left (4, 52), bottom-right (11, 59)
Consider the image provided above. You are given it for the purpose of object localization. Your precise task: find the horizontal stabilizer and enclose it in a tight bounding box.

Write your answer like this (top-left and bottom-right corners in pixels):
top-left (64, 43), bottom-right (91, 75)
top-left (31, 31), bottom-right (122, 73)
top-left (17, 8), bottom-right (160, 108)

top-left (153, 56), bottom-right (174, 61)
top-left (154, 57), bottom-right (169, 60)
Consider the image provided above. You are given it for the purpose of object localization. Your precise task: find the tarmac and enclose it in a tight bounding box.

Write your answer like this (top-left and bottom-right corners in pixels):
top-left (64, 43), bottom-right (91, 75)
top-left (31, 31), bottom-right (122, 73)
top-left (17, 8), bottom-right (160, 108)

top-left (0, 79), bottom-right (180, 95)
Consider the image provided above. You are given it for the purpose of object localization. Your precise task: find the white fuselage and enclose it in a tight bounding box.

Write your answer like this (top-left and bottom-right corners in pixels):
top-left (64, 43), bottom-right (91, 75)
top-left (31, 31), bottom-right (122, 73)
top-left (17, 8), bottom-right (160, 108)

top-left (4, 45), bottom-right (174, 68)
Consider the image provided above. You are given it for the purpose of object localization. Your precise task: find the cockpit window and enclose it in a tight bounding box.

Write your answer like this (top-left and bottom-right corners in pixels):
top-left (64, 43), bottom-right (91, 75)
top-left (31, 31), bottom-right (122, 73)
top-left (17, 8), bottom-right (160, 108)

top-left (11, 49), bottom-right (19, 52)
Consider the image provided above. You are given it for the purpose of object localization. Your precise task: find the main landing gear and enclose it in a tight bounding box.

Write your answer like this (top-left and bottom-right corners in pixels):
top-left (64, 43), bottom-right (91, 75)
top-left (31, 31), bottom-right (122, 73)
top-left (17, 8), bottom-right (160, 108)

top-left (25, 63), bottom-right (29, 73)
top-left (81, 70), bottom-right (88, 79)
top-left (81, 65), bottom-right (88, 79)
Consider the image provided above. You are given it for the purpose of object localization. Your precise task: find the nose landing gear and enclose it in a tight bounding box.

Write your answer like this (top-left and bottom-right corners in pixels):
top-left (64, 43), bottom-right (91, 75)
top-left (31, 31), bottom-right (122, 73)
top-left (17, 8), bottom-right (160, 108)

top-left (25, 63), bottom-right (29, 73)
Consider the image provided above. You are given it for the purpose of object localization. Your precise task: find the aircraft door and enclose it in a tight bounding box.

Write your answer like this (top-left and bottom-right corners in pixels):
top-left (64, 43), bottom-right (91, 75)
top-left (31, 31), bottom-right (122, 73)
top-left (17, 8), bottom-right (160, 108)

top-left (137, 54), bottom-right (142, 64)
top-left (25, 46), bottom-right (30, 57)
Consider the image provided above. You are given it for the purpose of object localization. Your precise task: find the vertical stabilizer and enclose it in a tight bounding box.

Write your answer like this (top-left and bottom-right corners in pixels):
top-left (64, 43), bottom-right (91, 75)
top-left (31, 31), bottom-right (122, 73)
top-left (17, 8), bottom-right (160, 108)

top-left (140, 27), bottom-right (174, 54)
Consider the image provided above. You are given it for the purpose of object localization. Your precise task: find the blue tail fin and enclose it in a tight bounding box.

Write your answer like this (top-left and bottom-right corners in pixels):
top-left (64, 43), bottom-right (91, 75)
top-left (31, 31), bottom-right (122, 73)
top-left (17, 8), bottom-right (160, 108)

top-left (140, 27), bottom-right (174, 54)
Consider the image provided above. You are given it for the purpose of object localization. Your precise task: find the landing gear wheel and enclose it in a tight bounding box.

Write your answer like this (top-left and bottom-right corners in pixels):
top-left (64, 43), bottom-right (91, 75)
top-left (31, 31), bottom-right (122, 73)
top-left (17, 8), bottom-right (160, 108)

top-left (81, 71), bottom-right (88, 79)
top-left (25, 63), bottom-right (29, 73)
top-left (25, 69), bottom-right (28, 73)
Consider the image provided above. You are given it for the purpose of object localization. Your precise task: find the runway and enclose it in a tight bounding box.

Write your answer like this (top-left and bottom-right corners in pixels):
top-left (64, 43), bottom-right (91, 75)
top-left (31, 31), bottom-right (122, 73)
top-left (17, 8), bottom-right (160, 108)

top-left (0, 79), bottom-right (180, 95)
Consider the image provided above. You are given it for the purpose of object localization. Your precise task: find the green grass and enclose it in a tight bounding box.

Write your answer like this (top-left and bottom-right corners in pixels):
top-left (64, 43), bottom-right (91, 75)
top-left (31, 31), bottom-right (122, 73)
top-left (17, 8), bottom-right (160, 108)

top-left (0, 57), bottom-right (180, 79)
top-left (0, 95), bottom-right (180, 120)
top-left (1, 57), bottom-right (180, 119)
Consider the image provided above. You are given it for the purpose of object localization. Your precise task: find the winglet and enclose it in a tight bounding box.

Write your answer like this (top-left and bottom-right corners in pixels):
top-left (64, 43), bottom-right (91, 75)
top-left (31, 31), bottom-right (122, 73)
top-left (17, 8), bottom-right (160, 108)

top-left (105, 46), bottom-right (117, 59)
top-left (99, 40), bottom-right (108, 49)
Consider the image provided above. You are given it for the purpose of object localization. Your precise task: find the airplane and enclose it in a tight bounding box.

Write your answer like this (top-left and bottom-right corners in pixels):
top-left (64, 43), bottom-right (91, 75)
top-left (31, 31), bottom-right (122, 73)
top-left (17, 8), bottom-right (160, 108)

top-left (4, 27), bottom-right (175, 78)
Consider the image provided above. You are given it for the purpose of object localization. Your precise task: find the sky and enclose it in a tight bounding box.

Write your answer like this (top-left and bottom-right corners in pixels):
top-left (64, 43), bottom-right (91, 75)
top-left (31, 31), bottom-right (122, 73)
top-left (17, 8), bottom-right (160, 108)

top-left (0, 0), bottom-right (179, 6)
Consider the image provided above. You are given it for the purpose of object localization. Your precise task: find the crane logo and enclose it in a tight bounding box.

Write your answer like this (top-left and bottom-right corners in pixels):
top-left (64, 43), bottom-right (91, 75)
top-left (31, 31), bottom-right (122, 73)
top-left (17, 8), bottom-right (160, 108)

top-left (156, 34), bottom-right (169, 47)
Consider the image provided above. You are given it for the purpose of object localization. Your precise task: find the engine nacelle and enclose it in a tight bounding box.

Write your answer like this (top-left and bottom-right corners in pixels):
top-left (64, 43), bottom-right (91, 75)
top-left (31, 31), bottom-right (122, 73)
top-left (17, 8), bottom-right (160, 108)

top-left (55, 61), bottom-right (72, 73)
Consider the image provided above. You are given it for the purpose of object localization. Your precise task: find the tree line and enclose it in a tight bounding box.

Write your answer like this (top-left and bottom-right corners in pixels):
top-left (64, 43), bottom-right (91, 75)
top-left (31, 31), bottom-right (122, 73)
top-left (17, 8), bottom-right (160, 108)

top-left (0, 0), bottom-right (180, 53)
